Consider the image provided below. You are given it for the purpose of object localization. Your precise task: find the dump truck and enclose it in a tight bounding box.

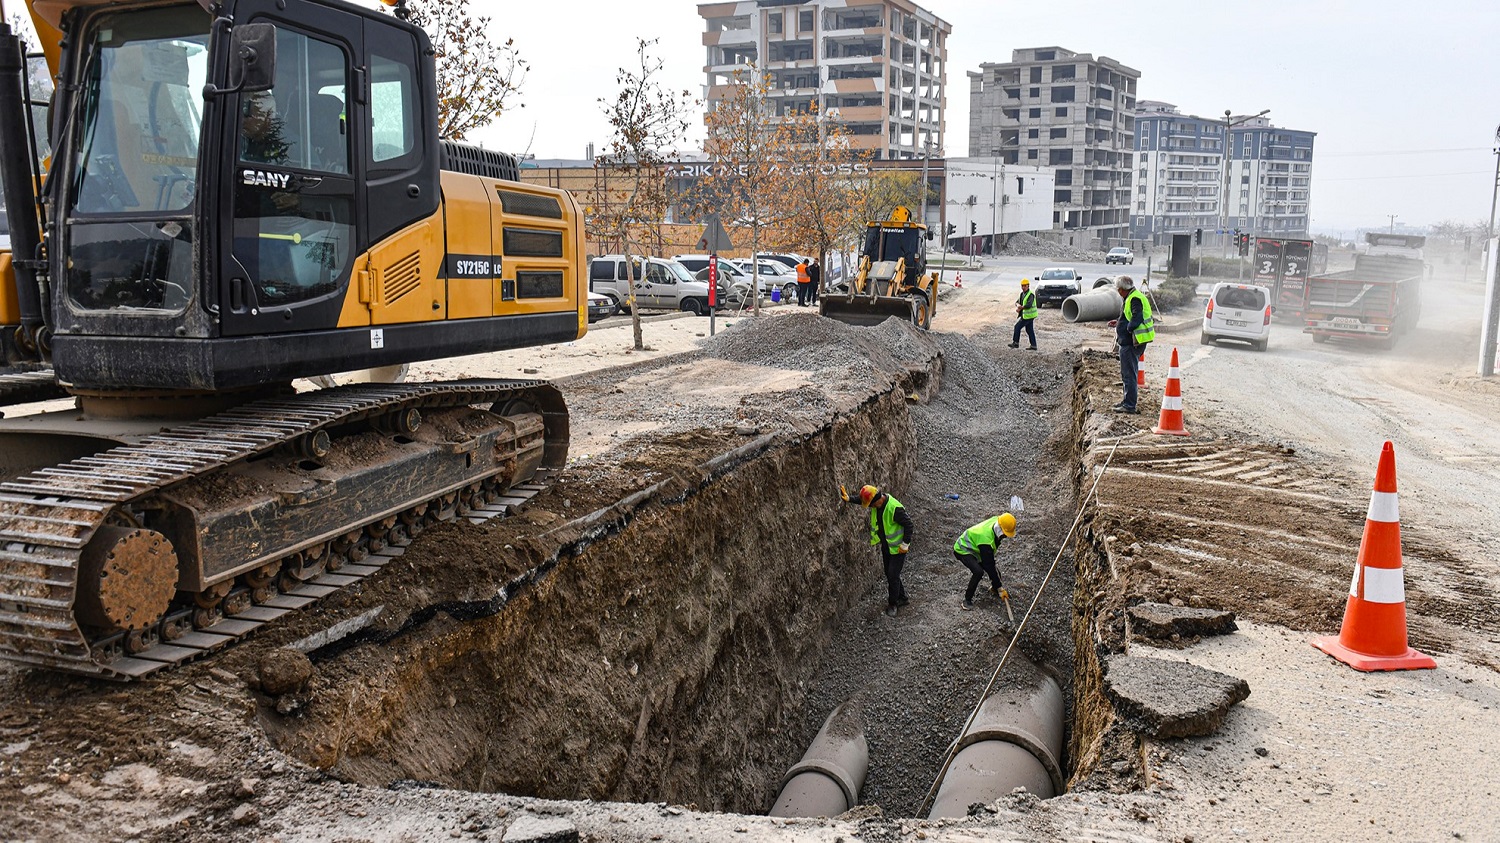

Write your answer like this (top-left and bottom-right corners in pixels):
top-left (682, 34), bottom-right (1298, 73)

top-left (1251, 237), bottom-right (1314, 319)
top-left (0, 0), bottom-right (591, 678)
top-left (820, 207), bottom-right (937, 329)
top-left (1302, 234), bottom-right (1425, 349)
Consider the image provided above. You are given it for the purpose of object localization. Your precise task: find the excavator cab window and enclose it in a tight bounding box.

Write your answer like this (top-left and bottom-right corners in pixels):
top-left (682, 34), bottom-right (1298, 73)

top-left (230, 26), bottom-right (354, 309)
top-left (64, 5), bottom-right (210, 312)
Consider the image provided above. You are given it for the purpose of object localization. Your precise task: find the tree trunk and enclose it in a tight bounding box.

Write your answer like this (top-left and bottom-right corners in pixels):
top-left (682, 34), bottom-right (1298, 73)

top-left (623, 248), bottom-right (644, 350)
top-left (751, 225), bottom-right (761, 317)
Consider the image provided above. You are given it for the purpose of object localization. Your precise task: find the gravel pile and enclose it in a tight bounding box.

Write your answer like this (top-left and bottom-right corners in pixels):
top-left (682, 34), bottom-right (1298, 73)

top-left (703, 312), bottom-right (937, 383)
top-left (1002, 232), bottom-right (1106, 263)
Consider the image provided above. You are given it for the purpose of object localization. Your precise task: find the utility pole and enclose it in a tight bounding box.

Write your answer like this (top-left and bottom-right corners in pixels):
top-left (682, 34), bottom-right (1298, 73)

top-left (918, 137), bottom-right (933, 229)
top-left (1480, 124), bottom-right (1500, 377)
top-left (1387, 214), bottom-right (1398, 233)
top-left (1222, 109), bottom-right (1270, 257)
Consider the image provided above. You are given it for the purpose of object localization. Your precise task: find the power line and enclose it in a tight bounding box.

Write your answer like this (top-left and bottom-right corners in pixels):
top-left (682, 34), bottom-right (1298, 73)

top-left (1318, 170), bottom-right (1490, 182)
top-left (1319, 146), bottom-right (1489, 157)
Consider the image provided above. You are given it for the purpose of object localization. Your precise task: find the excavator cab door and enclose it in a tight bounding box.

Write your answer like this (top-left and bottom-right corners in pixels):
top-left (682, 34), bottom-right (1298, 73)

top-left (218, 4), bottom-right (364, 337)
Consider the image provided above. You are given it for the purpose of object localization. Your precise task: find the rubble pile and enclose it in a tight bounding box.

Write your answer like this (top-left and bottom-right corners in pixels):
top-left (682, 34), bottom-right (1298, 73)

top-left (1002, 233), bottom-right (1107, 263)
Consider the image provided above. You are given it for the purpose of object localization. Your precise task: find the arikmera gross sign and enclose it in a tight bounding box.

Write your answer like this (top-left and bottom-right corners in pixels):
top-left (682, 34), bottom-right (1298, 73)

top-left (667, 162), bottom-right (873, 178)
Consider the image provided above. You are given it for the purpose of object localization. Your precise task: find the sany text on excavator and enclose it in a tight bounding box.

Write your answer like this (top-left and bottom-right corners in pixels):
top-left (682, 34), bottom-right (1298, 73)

top-left (819, 206), bottom-right (938, 330)
top-left (0, 0), bottom-right (589, 678)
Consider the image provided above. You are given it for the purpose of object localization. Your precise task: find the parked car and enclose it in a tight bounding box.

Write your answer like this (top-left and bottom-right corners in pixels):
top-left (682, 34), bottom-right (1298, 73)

top-left (729, 258), bottom-right (799, 301)
top-left (1033, 267), bottom-right (1084, 306)
top-left (587, 255), bottom-right (726, 316)
top-left (1105, 247), bottom-right (1135, 265)
top-left (760, 253), bottom-right (812, 271)
top-left (586, 291), bottom-right (618, 323)
top-left (1201, 282), bottom-right (1272, 351)
top-left (672, 254), bottom-right (753, 303)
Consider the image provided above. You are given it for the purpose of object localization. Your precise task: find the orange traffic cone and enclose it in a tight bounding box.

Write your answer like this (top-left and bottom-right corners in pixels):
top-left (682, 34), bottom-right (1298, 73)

top-left (1137, 352), bottom-right (1146, 388)
top-left (1150, 347), bottom-right (1188, 436)
top-left (955, 272), bottom-right (963, 288)
top-left (1313, 442), bottom-right (1436, 672)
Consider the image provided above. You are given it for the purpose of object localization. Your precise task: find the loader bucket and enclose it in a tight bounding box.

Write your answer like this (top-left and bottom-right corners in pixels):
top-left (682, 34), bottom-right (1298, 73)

top-left (819, 294), bottom-right (919, 328)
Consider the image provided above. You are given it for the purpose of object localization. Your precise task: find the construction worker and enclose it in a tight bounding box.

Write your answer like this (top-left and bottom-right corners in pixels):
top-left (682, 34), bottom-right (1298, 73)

top-left (807, 258), bottom-right (822, 305)
top-left (1009, 278), bottom-right (1038, 350)
top-left (795, 258), bottom-right (812, 306)
top-left (952, 512), bottom-right (1016, 609)
top-left (1107, 275), bottom-right (1154, 414)
top-left (845, 484), bottom-right (914, 616)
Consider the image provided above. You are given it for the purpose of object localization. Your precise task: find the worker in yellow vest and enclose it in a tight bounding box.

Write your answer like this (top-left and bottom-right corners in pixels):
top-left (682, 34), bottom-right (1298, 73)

top-left (952, 512), bottom-right (1017, 609)
top-left (1009, 279), bottom-right (1039, 350)
top-left (843, 484), bottom-right (915, 616)
top-left (1107, 275), bottom-right (1155, 414)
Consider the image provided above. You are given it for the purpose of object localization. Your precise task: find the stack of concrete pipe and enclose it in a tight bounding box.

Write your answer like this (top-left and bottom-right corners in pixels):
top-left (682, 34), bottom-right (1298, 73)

top-left (768, 702), bottom-right (868, 818)
top-left (927, 653), bottom-right (1066, 819)
top-left (1062, 287), bottom-right (1122, 323)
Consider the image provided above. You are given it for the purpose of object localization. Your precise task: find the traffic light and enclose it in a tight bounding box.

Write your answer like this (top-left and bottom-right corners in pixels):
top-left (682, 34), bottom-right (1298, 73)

top-left (1194, 228), bottom-right (1203, 245)
top-left (1238, 233), bottom-right (1251, 256)
top-left (970, 221), bottom-right (977, 235)
top-left (946, 222), bottom-right (956, 238)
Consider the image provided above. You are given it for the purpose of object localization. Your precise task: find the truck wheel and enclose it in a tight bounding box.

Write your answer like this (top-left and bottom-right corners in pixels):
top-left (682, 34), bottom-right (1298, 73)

top-left (680, 298), bottom-right (705, 316)
top-left (1311, 332), bottom-right (1328, 344)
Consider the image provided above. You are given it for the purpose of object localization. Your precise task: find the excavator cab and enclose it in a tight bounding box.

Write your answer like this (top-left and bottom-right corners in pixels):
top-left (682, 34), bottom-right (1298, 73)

top-left (820, 206), bottom-right (937, 329)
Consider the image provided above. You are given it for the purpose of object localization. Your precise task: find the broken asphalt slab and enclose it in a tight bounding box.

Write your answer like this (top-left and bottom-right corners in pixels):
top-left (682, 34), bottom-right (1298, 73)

top-left (1128, 602), bottom-right (1238, 641)
top-left (1103, 654), bottom-right (1250, 739)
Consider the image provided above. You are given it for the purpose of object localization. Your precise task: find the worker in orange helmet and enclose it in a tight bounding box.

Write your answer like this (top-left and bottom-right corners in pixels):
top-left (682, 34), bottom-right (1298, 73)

top-left (842, 483), bottom-right (915, 616)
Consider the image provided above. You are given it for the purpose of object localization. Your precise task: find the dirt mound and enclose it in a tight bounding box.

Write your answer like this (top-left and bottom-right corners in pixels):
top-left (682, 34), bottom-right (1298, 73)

top-left (703, 312), bottom-right (939, 386)
top-left (1002, 232), bottom-right (1107, 264)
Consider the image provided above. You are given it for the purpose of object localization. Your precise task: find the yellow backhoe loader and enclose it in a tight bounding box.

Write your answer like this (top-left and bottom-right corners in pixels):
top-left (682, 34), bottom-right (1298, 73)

top-left (820, 206), bottom-right (938, 329)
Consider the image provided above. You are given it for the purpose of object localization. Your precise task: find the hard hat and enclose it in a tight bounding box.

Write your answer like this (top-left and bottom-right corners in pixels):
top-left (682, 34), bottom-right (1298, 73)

top-left (1020, 278), bottom-right (1031, 286)
top-left (859, 485), bottom-right (880, 507)
top-left (995, 512), bottom-right (1017, 538)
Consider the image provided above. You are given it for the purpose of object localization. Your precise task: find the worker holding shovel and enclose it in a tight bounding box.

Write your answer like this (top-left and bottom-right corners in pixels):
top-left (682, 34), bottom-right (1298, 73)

top-left (952, 511), bottom-right (1018, 615)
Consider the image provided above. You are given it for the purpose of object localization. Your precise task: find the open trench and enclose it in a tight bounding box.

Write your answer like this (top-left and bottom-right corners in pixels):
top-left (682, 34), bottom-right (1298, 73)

top-left (243, 315), bottom-right (1125, 819)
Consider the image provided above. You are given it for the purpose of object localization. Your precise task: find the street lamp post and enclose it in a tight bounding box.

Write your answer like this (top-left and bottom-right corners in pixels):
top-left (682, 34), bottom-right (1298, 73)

top-left (989, 137), bottom-right (1018, 257)
top-left (1221, 109), bottom-right (1270, 257)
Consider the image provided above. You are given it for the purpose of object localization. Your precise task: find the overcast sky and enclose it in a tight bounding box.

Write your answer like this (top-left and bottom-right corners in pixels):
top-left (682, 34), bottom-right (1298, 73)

top-left (421, 0), bottom-right (1494, 236)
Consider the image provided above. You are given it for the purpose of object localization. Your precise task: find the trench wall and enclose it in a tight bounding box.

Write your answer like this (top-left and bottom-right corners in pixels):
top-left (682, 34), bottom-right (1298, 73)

top-left (272, 361), bottom-right (939, 813)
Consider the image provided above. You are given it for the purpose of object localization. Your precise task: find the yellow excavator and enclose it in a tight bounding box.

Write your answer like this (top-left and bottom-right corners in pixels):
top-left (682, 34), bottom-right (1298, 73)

top-left (819, 206), bottom-right (938, 329)
top-left (0, 0), bottom-right (588, 678)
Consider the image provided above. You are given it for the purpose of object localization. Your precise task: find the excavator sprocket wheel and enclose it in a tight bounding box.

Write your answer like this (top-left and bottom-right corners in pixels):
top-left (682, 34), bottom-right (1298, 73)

top-left (76, 527), bottom-right (178, 633)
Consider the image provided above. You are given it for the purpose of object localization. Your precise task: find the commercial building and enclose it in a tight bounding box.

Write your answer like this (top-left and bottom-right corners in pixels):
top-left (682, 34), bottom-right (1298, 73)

top-left (942, 158), bottom-right (1054, 254)
top-left (969, 47), bottom-right (1139, 248)
top-left (1132, 104), bottom-right (1315, 246)
top-left (698, 0), bottom-right (951, 161)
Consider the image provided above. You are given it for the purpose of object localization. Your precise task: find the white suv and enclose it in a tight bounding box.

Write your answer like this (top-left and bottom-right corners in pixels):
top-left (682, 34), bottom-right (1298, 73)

top-left (1201, 282), bottom-right (1272, 351)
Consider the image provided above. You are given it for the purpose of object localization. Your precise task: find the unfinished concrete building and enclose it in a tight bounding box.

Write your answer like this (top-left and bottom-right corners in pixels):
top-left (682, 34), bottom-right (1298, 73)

top-left (699, 0), bottom-right (951, 160)
top-left (969, 47), bottom-right (1139, 247)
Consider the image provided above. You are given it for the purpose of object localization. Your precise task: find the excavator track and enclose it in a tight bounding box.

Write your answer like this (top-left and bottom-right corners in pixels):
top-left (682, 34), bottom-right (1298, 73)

top-left (0, 367), bottom-right (67, 408)
top-left (0, 380), bottom-right (566, 680)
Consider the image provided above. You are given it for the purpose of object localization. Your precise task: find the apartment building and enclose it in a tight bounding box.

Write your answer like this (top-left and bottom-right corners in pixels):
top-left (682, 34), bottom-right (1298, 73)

top-left (1131, 105), bottom-right (1315, 245)
top-left (698, 0), bottom-right (951, 161)
top-left (969, 47), bottom-right (1139, 247)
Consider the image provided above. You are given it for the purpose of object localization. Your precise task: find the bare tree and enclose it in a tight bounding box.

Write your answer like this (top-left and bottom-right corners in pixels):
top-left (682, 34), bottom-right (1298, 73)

top-left (398, 0), bottom-right (528, 140)
top-left (588, 39), bottom-right (693, 350)
top-left (696, 66), bottom-right (793, 316)
top-left (777, 106), bottom-right (868, 275)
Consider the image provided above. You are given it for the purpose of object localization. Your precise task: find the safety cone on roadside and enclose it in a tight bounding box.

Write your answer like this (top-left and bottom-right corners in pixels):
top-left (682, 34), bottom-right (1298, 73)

top-left (1313, 442), bottom-right (1436, 672)
top-left (1137, 352), bottom-right (1146, 388)
top-left (1150, 348), bottom-right (1188, 436)
top-left (955, 272), bottom-right (963, 288)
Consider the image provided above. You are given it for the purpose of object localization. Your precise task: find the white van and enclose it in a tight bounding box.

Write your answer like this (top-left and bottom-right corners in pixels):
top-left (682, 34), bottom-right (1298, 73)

top-left (1201, 282), bottom-right (1272, 351)
top-left (587, 255), bottom-right (726, 316)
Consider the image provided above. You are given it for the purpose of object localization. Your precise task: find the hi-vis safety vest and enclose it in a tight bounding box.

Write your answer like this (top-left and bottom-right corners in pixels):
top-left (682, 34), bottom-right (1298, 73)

top-left (1020, 289), bottom-right (1038, 320)
top-left (954, 516), bottom-right (1002, 555)
top-left (1124, 290), bottom-right (1156, 345)
top-left (868, 496), bottom-right (906, 553)
top-left (796, 263), bottom-right (810, 284)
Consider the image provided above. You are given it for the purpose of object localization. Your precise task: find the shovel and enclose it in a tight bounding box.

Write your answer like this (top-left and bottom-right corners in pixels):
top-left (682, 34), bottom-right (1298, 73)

top-left (999, 588), bottom-right (1014, 622)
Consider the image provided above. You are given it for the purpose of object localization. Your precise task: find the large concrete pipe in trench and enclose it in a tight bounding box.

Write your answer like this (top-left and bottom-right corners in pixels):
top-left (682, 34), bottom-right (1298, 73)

top-left (1062, 287), bottom-right (1122, 323)
top-left (768, 702), bottom-right (868, 818)
top-left (927, 653), bottom-right (1066, 819)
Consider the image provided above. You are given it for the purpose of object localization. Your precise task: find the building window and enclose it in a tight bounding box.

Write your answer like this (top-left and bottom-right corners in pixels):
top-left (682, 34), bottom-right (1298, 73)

top-left (1036, 50), bottom-right (1056, 61)
top-left (769, 13), bottom-right (782, 33)
top-left (1055, 107), bottom-right (1068, 117)
top-left (1029, 107), bottom-right (1041, 118)
top-left (1004, 109), bottom-right (1020, 120)
top-left (1051, 86), bottom-right (1075, 103)
top-left (799, 10), bottom-right (813, 32)
top-left (1055, 170), bottom-right (1073, 185)
top-left (1027, 149), bottom-right (1038, 160)
top-left (1027, 128), bottom-right (1039, 139)
top-left (1049, 148), bottom-right (1072, 165)
top-left (1029, 86), bottom-right (1040, 98)
top-left (1054, 189), bottom-right (1071, 202)
top-left (1050, 127), bottom-right (1067, 139)
top-left (1030, 67), bottom-right (1042, 83)
top-left (1004, 87), bottom-right (1020, 99)
top-left (1052, 64), bottom-right (1076, 81)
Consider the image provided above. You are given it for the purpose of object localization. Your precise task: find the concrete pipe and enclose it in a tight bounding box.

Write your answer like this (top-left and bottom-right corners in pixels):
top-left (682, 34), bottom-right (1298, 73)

top-left (768, 701), bottom-right (868, 818)
top-left (1062, 287), bottom-right (1122, 323)
top-left (927, 653), bottom-right (1066, 819)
